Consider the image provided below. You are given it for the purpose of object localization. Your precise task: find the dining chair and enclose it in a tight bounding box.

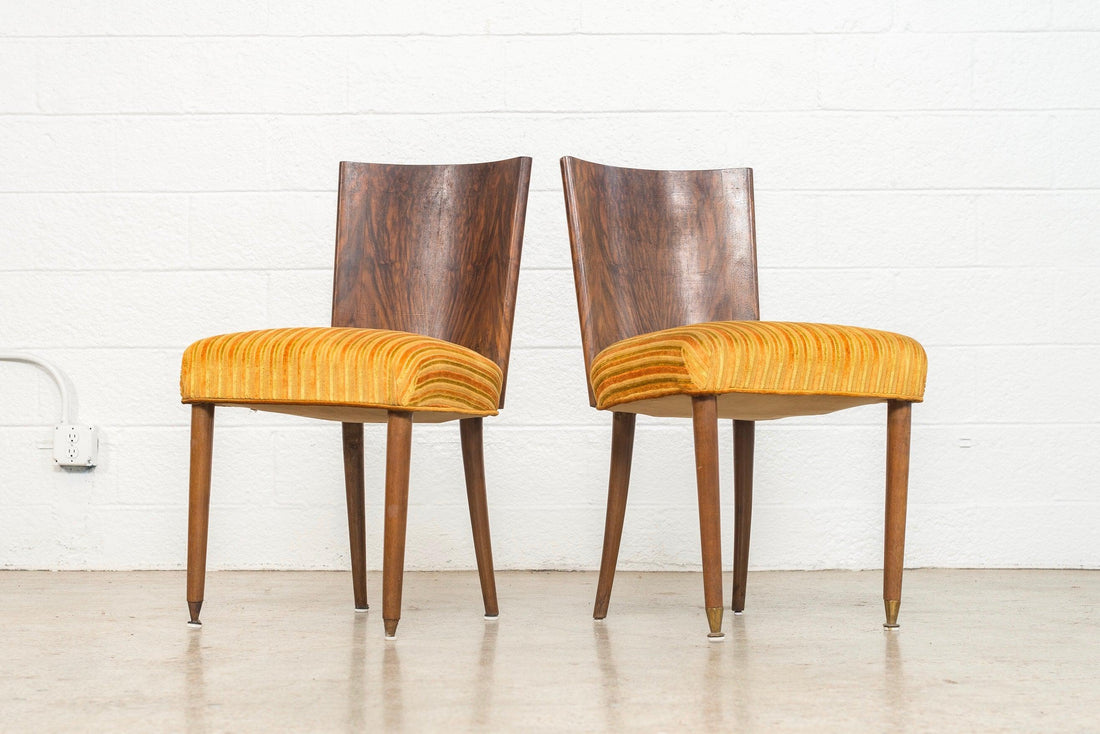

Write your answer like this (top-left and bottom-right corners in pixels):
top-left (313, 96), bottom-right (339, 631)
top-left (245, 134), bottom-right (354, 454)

top-left (560, 157), bottom-right (927, 639)
top-left (180, 157), bottom-right (532, 638)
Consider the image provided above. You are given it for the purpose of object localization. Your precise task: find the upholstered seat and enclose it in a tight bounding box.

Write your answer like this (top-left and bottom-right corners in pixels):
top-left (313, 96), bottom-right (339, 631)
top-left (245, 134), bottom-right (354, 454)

top-left (590, 321), bottom-right (927, 420)
top-left (181, 327), bottom-right (503, 421)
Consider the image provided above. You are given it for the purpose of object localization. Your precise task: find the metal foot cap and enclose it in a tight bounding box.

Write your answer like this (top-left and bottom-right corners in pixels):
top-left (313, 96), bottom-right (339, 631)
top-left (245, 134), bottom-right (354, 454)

top-left (705, 606), bottom-right (724, 637)
top-left (884, 599), bottom-right (901, 628)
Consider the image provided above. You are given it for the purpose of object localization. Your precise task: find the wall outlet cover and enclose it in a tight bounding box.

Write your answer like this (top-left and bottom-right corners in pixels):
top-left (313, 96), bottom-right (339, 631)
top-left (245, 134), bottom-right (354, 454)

top-left (53, 424), bottom-right (100, 468)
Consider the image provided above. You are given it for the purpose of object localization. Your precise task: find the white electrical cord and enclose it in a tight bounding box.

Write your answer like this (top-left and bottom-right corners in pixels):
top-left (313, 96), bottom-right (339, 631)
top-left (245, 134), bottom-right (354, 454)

top-left (0, 351), bottom-right (78, 424)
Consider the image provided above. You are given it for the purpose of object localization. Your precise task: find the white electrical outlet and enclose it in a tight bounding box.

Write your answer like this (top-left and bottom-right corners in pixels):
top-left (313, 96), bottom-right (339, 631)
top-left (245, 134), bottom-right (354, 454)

top-left (53, 424), bottom-right (100, 468)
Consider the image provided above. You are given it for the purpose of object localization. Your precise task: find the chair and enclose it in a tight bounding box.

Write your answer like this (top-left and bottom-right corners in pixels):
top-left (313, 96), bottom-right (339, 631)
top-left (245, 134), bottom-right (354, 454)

top-left (181, 158), bottom-right (532, 638)
top-left (560, 157), bottom-right (927, 639)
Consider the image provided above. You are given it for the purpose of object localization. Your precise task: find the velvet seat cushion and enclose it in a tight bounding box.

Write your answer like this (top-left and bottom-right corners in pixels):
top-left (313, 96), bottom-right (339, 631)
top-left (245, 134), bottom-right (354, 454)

top-left (590, 321), bottom-right (927, 419)
top-left (181, 327), bottom-right (502, 418)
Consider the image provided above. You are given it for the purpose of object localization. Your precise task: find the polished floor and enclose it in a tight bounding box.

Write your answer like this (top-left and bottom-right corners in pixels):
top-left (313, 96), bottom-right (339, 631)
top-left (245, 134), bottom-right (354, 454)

top-left (1, 570), bottom-right (1096, 732)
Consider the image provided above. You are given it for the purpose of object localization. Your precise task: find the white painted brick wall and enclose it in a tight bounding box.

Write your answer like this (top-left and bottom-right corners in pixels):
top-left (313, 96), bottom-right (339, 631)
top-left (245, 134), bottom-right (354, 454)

top-left (1, 1), bottom-right (1096, 571)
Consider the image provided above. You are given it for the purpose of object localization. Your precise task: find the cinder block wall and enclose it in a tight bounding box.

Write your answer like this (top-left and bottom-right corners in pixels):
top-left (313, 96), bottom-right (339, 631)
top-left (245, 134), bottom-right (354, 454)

top-left (1, 2), bottom-right (1097, 570)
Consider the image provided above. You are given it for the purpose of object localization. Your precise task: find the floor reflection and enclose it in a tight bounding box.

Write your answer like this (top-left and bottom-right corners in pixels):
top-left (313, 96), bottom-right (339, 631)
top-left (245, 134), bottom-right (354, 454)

top-left (728, 615), bottom-right (754, 726)
top-left (469, 621), bottom-right (498, 728)
top-left (184, 632), bottom-right (206, 734)
top-left (593, 623), bottom-right (622, 731)
top-left (373, 619), bottom-right (500, 729)
top-left (592, 612), bottom-right (760, 728)
top-left (346, 613), bottom-right (367, 730)
top-left (381, 638), bottom-right (404, 730)
top-left (702, 638), bottom-right (727, 726)
top-left (883, 630), bottom-right (907, 721)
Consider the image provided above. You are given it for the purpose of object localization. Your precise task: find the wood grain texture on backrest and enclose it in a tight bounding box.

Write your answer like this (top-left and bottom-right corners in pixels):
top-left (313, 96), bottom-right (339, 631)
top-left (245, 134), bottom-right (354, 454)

top-left (561, 157), bottom-right (760, 405)
top-left (332, 158), bottom-right (531, 407)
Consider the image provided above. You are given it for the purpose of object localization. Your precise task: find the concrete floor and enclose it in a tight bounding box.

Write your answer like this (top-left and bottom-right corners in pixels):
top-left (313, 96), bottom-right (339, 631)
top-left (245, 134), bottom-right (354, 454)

top-left (0, 570), bottom-right (1096, 732)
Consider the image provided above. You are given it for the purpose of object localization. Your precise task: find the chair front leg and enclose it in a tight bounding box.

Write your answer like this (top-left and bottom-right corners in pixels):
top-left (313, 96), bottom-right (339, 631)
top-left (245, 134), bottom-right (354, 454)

top-left (732, 419), bottom-right (754, 614)
top-left (884, 400), bottom-right (912, 628)
top-left (382, 410), bottom-right (413, 639)
top-left (186, 403), bottom-right (215, 626)
top-left (692, 395), bottom-right (724, 640)
top-left (342, 422), bottom-right (368, 612)
top-left (460, 417), bottom-right (499, 618)
top-left (594, 411), bottom-right (636, 620)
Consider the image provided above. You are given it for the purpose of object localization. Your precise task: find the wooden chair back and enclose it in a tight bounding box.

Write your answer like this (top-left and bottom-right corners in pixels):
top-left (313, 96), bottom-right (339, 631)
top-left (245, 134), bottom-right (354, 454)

top-left (332, 158), bottom-right (532, 406)
top-left (560, 157), bottom-right (760, 404)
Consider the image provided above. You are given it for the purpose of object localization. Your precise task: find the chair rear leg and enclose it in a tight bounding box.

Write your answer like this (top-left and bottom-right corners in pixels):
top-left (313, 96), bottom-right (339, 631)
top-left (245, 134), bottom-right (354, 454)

top-left (884, 400), bottom-right (912, 628)
top-left (593, 412), bottom-right (636, 619)
top-left (382, 411), bottom-right (413, 639)
top-left (692, 396), bottom-right (724, 640)
top-left (342, 422), bottom-right (368, 612)
top-left (460, 417), bottom-right (499, 618)
top-left (186, 403), bottom-right (215, 626)
top-left (732, 419), bottom-right (754, 614)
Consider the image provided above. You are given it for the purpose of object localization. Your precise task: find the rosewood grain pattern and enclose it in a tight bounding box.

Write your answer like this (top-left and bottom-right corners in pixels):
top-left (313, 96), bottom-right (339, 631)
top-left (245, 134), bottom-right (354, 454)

top-left (186, 403), bottom-right (215, 624)
top-left (731, 419), bottom-right (754, 613)
top-left (342, 422), bottom-right (368, 611)
top-left (460, 417), bottom-right (499, 617)
top-left (560, 157), bottom-right (759, 404)
top-left (592, 411), bottom-right (636, 619)
top-left (332, 158), bottom-right (532, 406)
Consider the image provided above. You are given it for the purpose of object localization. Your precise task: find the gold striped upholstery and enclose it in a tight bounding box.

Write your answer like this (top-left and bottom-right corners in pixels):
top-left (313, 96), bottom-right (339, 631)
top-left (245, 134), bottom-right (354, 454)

top-left (181, 327), bottom-right (502, 417)
top-left (591, 321), bottom-right (927, 413)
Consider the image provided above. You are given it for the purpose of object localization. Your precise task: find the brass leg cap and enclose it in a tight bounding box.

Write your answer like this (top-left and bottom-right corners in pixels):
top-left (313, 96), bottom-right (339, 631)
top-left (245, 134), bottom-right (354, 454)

top-left (706, 606), bottom-right (724, 639)
top-left (383, 618), bottom-right (399, 639)
top-left (884, 599), bottom-right (901, 629)
top-left (187, 601), bottom-right (203, 626)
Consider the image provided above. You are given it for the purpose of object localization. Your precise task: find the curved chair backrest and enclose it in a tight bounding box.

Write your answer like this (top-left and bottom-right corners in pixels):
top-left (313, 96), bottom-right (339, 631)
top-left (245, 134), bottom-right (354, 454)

top-left (332, 158), bottom-right (532, 407)
top-left (560, 156), bottom-right (760, 405)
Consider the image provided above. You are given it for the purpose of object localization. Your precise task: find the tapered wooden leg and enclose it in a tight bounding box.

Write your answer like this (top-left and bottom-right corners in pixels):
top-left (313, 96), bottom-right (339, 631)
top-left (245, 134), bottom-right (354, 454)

top-left (342, 422), bottom-right (368, 612)
top-left (884, 400), bottom-right (912, 629)
top-left (732, 419), bottom-right (755, 614)
top-left (460, 418), bottom-right (499, 618)
top-left (186, 404), bottom-right (215, 626)
top-left (593, 412), bottom-right (636, 620)
top-left (692, 396), bottom-right (724, 640)
top-left (383, 411), bottom-right (413, 639)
